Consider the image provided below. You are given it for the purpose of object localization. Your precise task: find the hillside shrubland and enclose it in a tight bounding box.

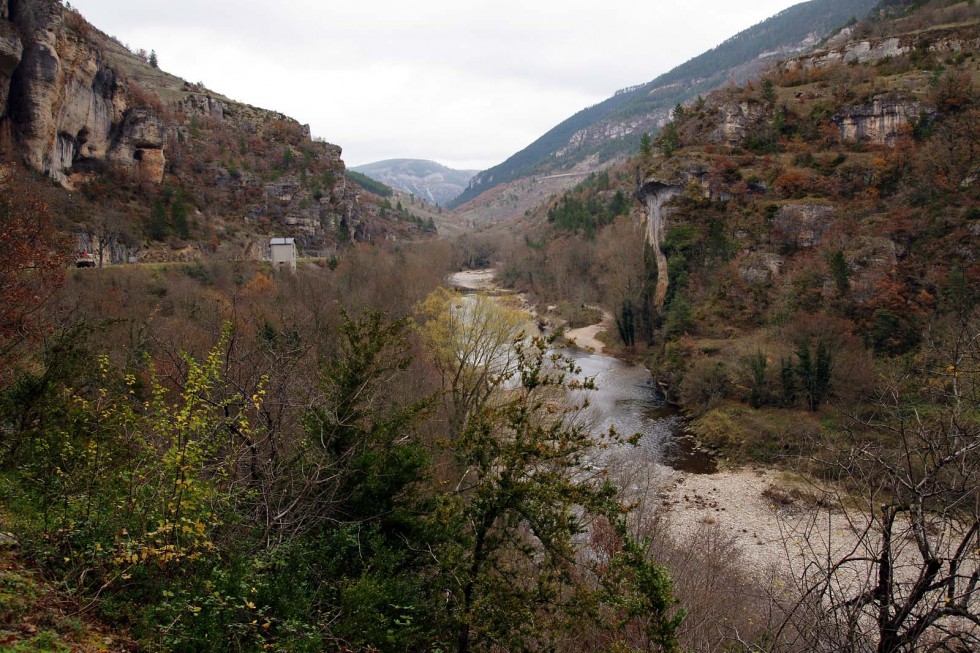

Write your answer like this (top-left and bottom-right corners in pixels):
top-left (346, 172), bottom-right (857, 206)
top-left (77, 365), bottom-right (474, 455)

top-left (1, 1), bottom-right (979, 651)
top-left (499, 0), bottom-right (978, 441)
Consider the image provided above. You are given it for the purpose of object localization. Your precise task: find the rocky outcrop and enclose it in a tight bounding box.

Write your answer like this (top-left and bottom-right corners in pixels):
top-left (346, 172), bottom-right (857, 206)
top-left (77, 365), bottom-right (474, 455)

top-left (107, 107), bottom-right (166, 183)
top-left (0, 0), bottom-right (403, 256)
top-left (834, 94), bottom-right (935, 145)
top-left (0, 0), bottom-right (170, 186)
top-left (738, 253), bottom-right (784, 285)
top-left (5, 0), bottom-right (124, 184)
top-left (636, 179), bottom-right (684, 307)
top-left (0, 17), bottom-right (22, 117)
top-left (773, 203), bottom-right (836, 249)
top-left (783, 23), bottom-right (980, 70)
top-left (708, 99), bottom-right (770, 147)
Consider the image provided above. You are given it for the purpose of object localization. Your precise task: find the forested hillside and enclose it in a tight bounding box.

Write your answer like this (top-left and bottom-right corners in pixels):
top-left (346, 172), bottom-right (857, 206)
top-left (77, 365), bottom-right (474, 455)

top-left (450, 0), bottom-right (878, 208)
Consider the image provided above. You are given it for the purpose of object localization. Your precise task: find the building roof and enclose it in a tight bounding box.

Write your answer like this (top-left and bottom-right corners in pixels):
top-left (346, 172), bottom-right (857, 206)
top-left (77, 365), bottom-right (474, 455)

top-left (270, 237), bottom-right (296, 246)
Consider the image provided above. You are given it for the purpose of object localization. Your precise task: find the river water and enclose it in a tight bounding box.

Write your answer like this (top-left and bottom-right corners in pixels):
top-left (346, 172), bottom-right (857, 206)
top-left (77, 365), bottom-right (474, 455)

top-left (448, 270), bottom-right (715, 474)
top-left (564, 346), bottom-right (715, 474)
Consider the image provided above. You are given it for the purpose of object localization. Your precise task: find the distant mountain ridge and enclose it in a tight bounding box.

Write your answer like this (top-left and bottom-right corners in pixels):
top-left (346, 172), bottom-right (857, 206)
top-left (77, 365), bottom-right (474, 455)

top-left (449, 0), bottom-right (878, 209)
top-left (353, 159), bottom-right (477, 207)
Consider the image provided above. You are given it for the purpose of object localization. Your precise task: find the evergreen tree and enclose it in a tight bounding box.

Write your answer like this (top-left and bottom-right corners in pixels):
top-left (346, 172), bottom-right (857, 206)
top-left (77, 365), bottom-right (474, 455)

top-left (148, 199), bottom-right (168, 241)
top-left (639, 131), bottom-right (653, 160)
top-left (659, 123), bottom-right (680, 157)
top-left (829, 250), bottom-right (849, 296)
top-left (170, 199), bottom-right (190, 239)
top-left (796, 340), bottom-right (832, 411)
top-left (780, 357), bottom-right (796, 407)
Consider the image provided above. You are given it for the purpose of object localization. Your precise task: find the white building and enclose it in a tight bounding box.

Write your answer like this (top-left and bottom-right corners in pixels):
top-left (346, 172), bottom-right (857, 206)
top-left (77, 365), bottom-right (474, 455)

top-left (270, 237), bottom-right (297, 272)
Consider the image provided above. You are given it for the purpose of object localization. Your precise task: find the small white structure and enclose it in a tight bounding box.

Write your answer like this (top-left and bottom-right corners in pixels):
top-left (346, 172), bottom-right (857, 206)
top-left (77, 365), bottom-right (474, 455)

top-left (270, 237), bottom-right (297, 272)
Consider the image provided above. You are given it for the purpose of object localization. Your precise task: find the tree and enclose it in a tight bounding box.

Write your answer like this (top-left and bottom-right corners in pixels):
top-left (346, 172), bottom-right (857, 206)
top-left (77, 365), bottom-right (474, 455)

top-left (0, 180), bottom-right (69, 384)
top-left (147, 198), bottom-right (169, 241)
top-left (659, 123), bottom-right (681, 158)
top-left (414, 287), bottom-right (526, 440)
top-left (438, 336), bottom-right (682, 652)
top-left (762, 77), bottom-right (776, 104)
top-left (784, 313), bottom-right (980, 651)
top-left (149, 49), bottom-right (158, 68)
top-left (295, 310), bottom-right (438, 649)
top-left (270, 310), bottom-right (431, 539)
top-left (640, 131), bottom-right (653, 160)
top-left (795, 340), bottom-right (832, 411)
top-left (170, 197), bottom-right (190, 239)
top-left (746, 350), bottom-right (769, 408)
top-left (828, 250), bottom-right (850, 296)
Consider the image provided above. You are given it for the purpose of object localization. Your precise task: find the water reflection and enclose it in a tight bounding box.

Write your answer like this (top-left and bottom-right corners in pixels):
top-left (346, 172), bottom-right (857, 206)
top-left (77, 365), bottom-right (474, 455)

top-left (565, 347), bottom-right (716, 474)
top-left (446, 270), bottom-right (715, 474)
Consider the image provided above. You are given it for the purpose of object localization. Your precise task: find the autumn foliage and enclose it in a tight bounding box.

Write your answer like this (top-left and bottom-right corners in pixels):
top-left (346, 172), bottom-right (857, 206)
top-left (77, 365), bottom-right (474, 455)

top-left (0, 174), bottom-right (69, 380)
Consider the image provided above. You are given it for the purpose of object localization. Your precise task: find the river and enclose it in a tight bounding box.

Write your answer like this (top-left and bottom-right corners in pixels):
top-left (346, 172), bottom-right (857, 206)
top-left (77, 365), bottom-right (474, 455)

top-left (448, 270), bottom-right (715, 474)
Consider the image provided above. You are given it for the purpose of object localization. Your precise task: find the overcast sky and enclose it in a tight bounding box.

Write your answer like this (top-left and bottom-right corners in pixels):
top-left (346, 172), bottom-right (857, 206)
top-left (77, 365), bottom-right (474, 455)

top-left (69, 0), bottom-right (803, 170)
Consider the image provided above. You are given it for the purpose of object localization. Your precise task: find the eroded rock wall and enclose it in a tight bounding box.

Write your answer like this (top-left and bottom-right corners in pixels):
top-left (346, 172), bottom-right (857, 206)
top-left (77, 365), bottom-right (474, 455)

top-left (0, 0), bottom-right (163, 186)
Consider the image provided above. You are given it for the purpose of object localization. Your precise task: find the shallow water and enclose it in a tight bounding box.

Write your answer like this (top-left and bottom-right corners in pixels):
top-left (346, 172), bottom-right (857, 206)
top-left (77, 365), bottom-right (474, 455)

top-left (447, 270), bottom-right (715, 474)
top-left (565, 347), bottom-right (716, 475)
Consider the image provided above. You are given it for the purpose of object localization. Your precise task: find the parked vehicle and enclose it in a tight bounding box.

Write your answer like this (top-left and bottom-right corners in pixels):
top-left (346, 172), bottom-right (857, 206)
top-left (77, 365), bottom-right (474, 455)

top-left (76, 251), bottom-right (96, 268)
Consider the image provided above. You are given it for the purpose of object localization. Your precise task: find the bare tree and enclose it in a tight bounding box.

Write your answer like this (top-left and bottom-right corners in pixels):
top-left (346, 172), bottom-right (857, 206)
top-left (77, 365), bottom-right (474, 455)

top-left (780, 310), bottom-right (980, 652)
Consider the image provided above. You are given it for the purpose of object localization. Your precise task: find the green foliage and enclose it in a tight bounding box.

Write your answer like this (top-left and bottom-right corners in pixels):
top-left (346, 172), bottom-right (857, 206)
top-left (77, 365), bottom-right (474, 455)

top-left (436, 335), bottom-right (681, 652)
top-left (147, 198), bottom-right (168, 241)
top-left (658, 123), bottom-right (680, 157)
top-left (639, 131), bottom-right (653, 159)
top-left (616, 299), bottom-right (637, 347)
top-left (546, 180), bottom-right (628, 238)
top-left (762, 77), bottom-right (776, 103)
top-left (780, 357), bottom-right (797, 408)
top-left (747, 351), bottom-right (769, 408)
top-left (346, 170), bottom-right (393, 197)
top-left (828, 250), bottom-right (849, 296)
top-left (303, 310), bottom-right (431, 526)
top-left (795, 340), bottom-right (832, 411)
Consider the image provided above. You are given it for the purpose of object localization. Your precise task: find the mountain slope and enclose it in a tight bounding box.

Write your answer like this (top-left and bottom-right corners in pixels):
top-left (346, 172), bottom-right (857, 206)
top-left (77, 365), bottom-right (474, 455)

top-left (0, 0), bottom-right (426, 263)
top-left (450, 0), bottom-right (878, 209)
top-left (352, 159), bottom-right (477, 207)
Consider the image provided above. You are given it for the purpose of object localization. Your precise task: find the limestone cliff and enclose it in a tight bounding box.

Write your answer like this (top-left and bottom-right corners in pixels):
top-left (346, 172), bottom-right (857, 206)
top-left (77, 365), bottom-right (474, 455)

top-left (0, 0), bottom-right (165, 185)
top-left (0, 0), bottom-right (416, 260)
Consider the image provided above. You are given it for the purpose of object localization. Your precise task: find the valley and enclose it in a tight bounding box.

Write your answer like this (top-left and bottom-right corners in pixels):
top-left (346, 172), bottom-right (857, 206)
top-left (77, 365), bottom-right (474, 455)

top-left (1, 0), bottom-right (978, 651)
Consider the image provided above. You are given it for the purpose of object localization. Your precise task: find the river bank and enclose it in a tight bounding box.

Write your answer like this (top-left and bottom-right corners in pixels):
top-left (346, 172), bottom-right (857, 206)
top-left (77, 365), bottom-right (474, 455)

top-left (445, 269), bottom-right (856, 578)
top-left (563, 306), bottom-right (612, 353)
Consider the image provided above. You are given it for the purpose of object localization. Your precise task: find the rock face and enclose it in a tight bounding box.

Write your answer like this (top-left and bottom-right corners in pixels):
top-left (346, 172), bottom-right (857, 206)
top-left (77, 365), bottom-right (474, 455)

top-left (0, 0), bottom-right (165, 186)
top-left (739, 253), bottom-right (784, 285)
top-left (636, 166), bottom-right (707, 307)
top-left (0, 0), bottom-right (403, 257)
top-left (834, 94), bottom-right (934, 145)
top-left (708, 99), bottom-right (770, 147)
top-left (782, 22), bottom-right (980, 70)
top-left (774, 203), bottom-right (836, 249)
